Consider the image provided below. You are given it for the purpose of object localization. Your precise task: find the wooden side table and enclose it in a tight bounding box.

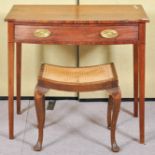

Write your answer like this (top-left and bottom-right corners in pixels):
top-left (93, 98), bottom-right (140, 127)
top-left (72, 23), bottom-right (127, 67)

top-left (5, 5), bottom-right (149, 143)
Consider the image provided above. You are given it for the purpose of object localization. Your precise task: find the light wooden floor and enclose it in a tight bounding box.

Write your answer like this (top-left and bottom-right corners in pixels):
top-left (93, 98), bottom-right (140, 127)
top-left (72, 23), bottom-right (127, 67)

top-left (0, 100), bottom-right (155, 155)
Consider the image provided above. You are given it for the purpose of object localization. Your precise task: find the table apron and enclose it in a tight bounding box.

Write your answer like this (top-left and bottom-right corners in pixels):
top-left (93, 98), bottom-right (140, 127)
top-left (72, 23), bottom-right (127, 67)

top-left (15, 25), bottom-right (139, 45)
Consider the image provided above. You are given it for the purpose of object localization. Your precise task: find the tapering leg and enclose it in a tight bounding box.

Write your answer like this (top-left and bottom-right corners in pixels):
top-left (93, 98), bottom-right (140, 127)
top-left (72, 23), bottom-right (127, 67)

top-left (107, 95), bottom-right (113, 129)
top-left (133, 44), bottom-right (139, 117)
top-left (16, 43), bottom-right (22, 114)
top-left (139, 43), bottom-right (145, 143)
top-left (34, 86), bottom-right (48, 151)
top-left (139, 24), bottom-right (146, 144)
top-left (8, 22), bottom-right (15, 139)
top-left (107, 88), bottom-right (121, 152)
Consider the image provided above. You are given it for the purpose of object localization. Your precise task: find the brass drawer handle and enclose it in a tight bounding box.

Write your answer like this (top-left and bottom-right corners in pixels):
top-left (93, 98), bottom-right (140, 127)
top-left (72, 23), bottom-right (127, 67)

top-left (34, 29), bottom-right (51, 38)
top-left (100, 29), bottom-right (118, 38)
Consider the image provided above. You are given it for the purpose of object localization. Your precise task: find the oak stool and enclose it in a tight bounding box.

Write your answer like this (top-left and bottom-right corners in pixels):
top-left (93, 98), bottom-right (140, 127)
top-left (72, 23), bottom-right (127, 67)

top-left (33, 63), bottom-right (121, 152)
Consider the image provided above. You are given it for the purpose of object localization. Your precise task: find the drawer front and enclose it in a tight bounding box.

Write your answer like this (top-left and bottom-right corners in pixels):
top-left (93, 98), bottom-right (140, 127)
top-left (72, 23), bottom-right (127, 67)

top-left (15, 25), bottom-right (138, 44)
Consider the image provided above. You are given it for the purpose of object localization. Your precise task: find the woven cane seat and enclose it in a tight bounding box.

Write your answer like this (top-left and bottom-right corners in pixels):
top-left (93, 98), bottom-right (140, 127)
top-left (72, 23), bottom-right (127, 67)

top-left (38, 63), bottom-right (118, 91)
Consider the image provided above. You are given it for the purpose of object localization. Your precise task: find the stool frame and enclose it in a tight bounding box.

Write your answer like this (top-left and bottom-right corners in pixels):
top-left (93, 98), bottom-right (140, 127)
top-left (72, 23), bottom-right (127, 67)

top-left (33, 63), bottom-right (121, 152)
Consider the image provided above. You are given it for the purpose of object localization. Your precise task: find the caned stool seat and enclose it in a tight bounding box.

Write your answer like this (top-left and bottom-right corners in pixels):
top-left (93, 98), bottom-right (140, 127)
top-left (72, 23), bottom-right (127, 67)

top-left (34, 63), bottom-right (121, 152)
top-left (38, 63), bottom-right (118, 91)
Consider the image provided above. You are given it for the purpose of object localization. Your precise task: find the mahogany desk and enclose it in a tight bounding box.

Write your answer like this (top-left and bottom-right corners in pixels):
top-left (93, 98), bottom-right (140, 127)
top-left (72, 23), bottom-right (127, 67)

top-left (5, 5), bottom-right (149, 143)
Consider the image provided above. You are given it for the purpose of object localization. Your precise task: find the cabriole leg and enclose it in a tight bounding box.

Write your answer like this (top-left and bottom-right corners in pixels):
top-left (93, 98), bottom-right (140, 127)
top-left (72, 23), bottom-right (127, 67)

top-left (33, 86), bottom-right (48, 151)
top-left (107, 95), bottom-right (113, 129)
top-left (107, 88), bottom-right (121, 152)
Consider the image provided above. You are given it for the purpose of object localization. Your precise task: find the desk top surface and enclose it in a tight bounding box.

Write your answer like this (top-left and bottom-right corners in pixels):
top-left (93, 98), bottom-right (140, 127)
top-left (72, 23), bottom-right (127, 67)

top-left (5, 5), bottom-right (149, 24)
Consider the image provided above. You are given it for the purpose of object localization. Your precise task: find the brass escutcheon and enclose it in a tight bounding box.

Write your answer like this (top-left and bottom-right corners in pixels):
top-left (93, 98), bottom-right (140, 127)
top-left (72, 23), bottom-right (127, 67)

top-left (100, 29), bottom-right (118, 38)
top-left (34, 29), bottom-right (51, 38)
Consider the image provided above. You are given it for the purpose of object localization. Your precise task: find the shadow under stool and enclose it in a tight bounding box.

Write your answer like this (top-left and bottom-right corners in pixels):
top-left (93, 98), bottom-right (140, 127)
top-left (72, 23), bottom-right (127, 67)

top-left (33, 63), bottom-right (121, 152)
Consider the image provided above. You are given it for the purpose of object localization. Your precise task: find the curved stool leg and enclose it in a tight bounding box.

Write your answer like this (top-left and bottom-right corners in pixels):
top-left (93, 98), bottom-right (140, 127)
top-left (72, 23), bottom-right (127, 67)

top-left (33, 86), bottom-right (48, 151)
top-left (107, 87), bottom-right (121, 152)
top-left (107, 95), bottom-right (113, 129)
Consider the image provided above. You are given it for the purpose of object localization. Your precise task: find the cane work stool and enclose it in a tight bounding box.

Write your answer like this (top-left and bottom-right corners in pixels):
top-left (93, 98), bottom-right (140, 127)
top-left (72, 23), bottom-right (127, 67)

top-left (33, 63), bottom-right (121, 152)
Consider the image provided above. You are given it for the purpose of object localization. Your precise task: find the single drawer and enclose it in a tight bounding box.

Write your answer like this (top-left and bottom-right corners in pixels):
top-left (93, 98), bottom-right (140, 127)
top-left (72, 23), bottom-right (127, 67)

top-left (15, 25), bottom-right (138, 44)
